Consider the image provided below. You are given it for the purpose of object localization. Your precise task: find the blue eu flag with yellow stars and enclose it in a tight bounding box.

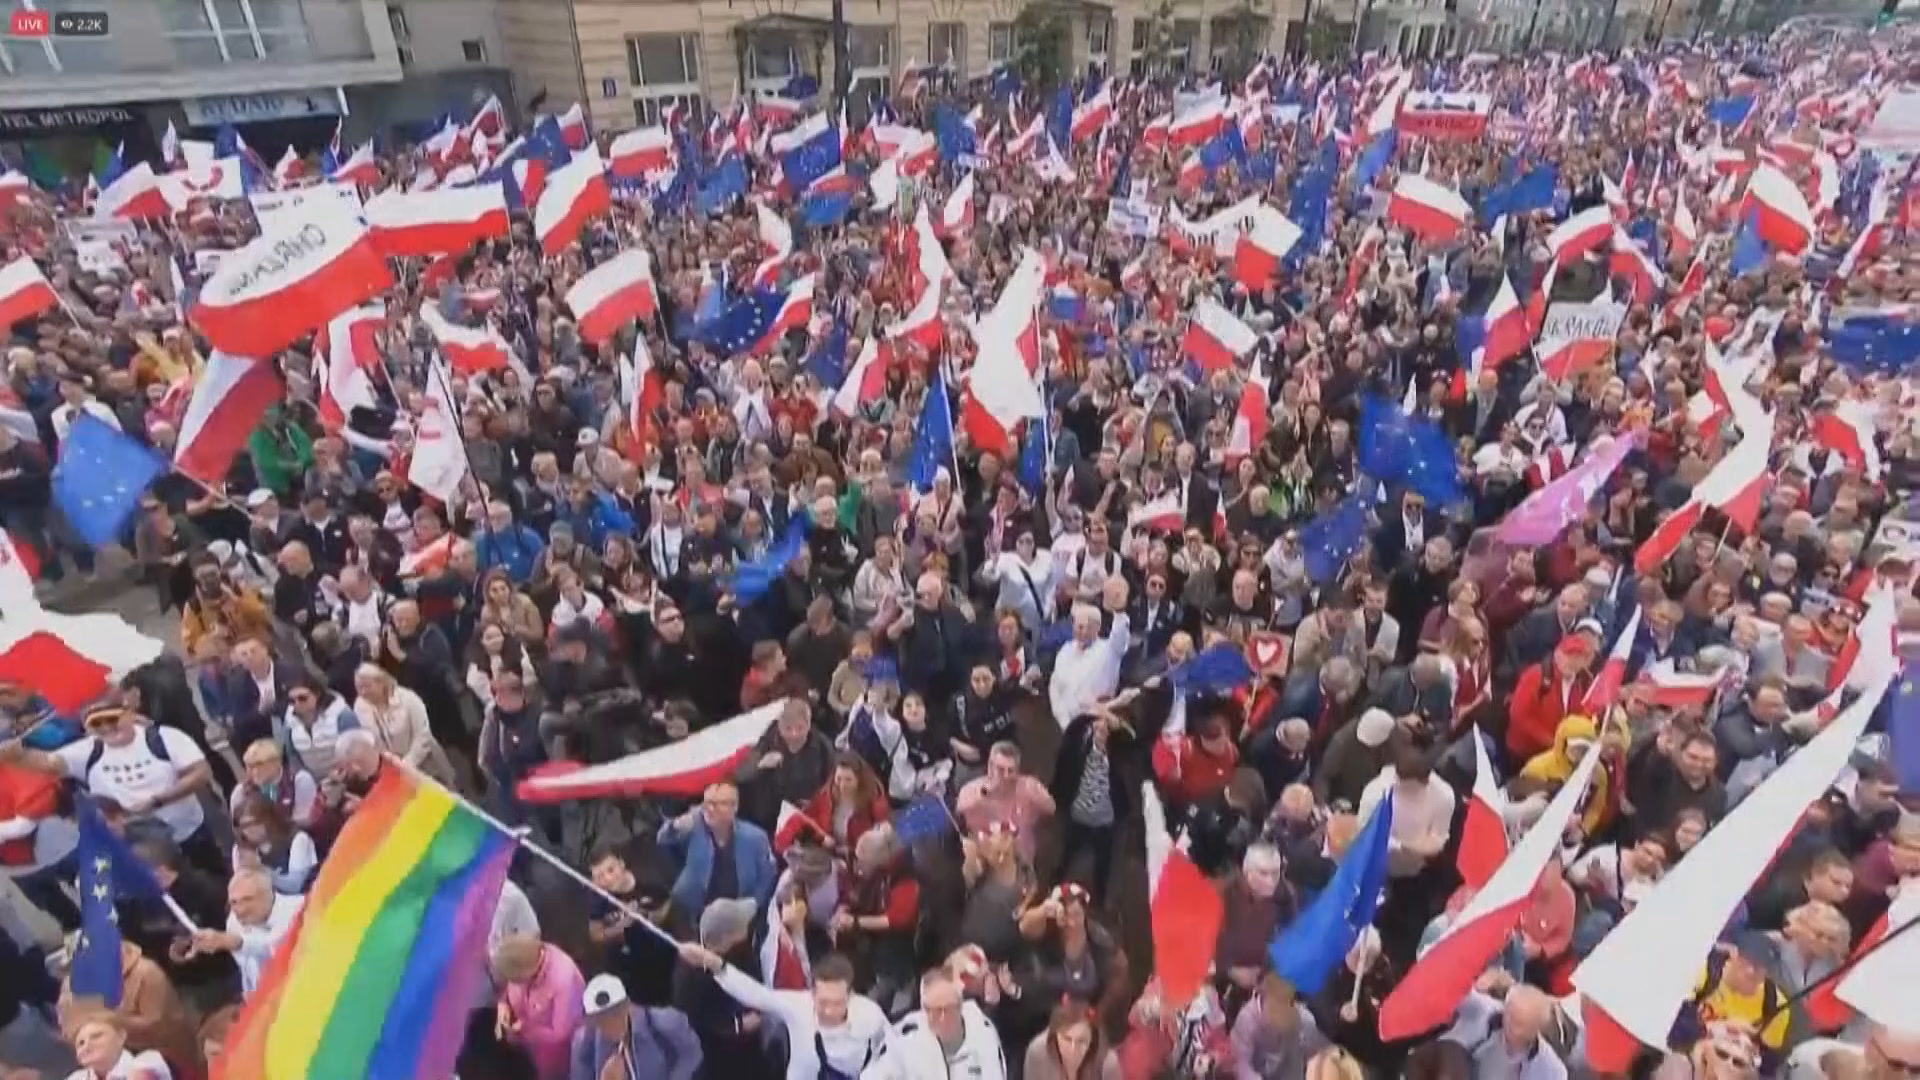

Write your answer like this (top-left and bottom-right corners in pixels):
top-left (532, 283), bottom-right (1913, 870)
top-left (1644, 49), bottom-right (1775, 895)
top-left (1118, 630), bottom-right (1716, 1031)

top-left (52, 413), bottom-right (166, 549)
top-left (906, 369), bottom-right (955, 493)
top-left (71, 798), bottom-right (168, 1007)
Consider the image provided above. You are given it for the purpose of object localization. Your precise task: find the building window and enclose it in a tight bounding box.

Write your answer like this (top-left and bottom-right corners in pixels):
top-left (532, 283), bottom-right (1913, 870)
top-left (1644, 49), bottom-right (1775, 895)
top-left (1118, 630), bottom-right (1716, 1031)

top-left (633, 94), bottom-right (703, 127)
top-left (159, 0), bottom-right (313, 65)
top-left (928, 22), bottom-right (963, 73)
top-left (627, 32), bottom-right (700, 88)
top-left (847, 26), bottom-right (890, 76)
top-left (1171, 18), bottom-right (1199, 69)
top-left (747, 35), bottom-right (799, 88)
top-left (1087, 16), bottom-right (1111, 59)
top-left (461, 38), bottom-right (486, 62)
top-left (987, 22), bottom-right (1015, 66)
top-left (250, 0), bottom-right (314, 60)
top-left (387, 3), bottom-right (409, 40)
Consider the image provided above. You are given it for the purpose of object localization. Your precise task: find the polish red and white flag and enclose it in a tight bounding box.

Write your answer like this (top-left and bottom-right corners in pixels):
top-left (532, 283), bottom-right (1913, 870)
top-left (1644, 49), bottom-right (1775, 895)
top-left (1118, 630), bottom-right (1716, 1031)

top-left (364, 182), bottom-right (511, 258)
top-left (1476, 275), bottom-right (1530, 375)
top-left (565, 248), bottom-right (659, 345)
top-left (1142, 782), bottom-right (1223, 1011)
top-left (174, 352), bottom-right (284, 486)
top-left (1455, 730), bottom-right (1507, 891)
top-left (1379, 743), bottom-right (1600, 1040)
top-left (938, 171), bottom-right (976, 237)
top-left (557, 103), bottom-right (590, 150)
top-left (191, 200), bottom-right (392, 358)
top-left (533, 145), bottom-right (612, 256)
top-left (0, 257), bottom-right (59, 330)
top-left (1168, 99), bottom-right (1228, 147)
top-left (95, 163), bottom-right (173, 220)
top-left (1386, 174), bottom-right (1471, 241)
top-left (1574, 674), bottom-right (1895, 1072)
top-left (421, 305), bottom-right (514, 375)
top-left (774, 802), bottom-right (816, 853)
top-left (1635, 662), bottom-right (1721, 708)
top-left (314, 305), bottom-right (382, 430)
top-left (1231, 205), bottom-right (1303, 291)
top-left (1745, 162), bottom-right (1817, 254)
top-left (1585, 605), bottom-right (1641, 715)
top-left (1545, 204), bottom-right (1615, 265)
top-left (606, 126), bottom-right (676, 179)
top-left (1182, 298), bottom-right (1259, 372)
top-left (518, 699), bottom-right (793, 802)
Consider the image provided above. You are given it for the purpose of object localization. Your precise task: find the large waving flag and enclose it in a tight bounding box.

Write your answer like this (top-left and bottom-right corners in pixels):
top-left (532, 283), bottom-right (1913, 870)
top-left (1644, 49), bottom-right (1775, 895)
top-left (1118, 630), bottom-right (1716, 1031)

top-left (519, 699), bottom-right (790, 802)
top-left (1358, 394), bottom-right (1463, 506)
top-left (1545, 204), bottom-right (1614, 265)
top-left (565, 248), bottom-right (659, 344)
top-left (905, 369), bottom-right (955, 492)
top-left (1182, 298), bottom-right (1259, 372)
top-left (174, 352), bottom-right (283, 486)
top-left (533, 145), bottom-right (612, 255)
top-left (1379, 742), bottom-right (1602, 1040)
top-left (1269, 794), bottom-right (1393, 997)
top-left (192, 200), bottom-right (392, 358)
top-left (364, 183), bottom-right (510, 258)
top-left (606, 126), bottom-right (676, 179)
top-left (1456, 731), bottom-right (1507, 891)
top-left (729, 513), bottom-right (811, 605)
top-left (52, 415), bottom-right (166, 549)
top-left (1745, 162), bottom-right (1816, 254)
top-left (421, 307), bottom-right (513, 376)
top-left (0, 256), bottom-right (60, 329)
top-left (315, 306), bottom-right (382, 431)
top-left (705, 274), bottom-right (816, 356)
top-left (69, 799), bottom-right (169, 1009)
top-left (1574, 666), bottom-right (1897, 1071)
top-left (1297, 489), bottom-right (1372, 584)
top-left (1386, 174), bottom-right (1471, 240)
top-left (217, 767), bottom-right (512, 1080)
top-left (1143, 783), bottom-right (1223, 1012)
top-left (1231, 205), bottom-right (1303, 291)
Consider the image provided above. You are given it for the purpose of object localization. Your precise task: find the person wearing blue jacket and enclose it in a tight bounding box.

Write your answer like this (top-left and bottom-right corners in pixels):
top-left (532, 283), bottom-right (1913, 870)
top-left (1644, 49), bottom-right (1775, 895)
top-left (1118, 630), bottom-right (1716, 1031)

top-left (475, 499), bottom-right (544, 584)
top-left (569, 973), bottom-right (702, 1080)
top-left (657, 780), bottom-right (776, 921)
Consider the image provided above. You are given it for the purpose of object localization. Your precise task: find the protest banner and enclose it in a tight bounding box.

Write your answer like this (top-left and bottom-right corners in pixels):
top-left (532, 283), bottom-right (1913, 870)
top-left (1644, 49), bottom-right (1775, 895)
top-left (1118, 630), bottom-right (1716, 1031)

top-left (248, 180), bottom-right (362, 235)
top-left (1397, 92), bottom-right (1493, 140)
top-left (1105, 199), bottom-right (1164, 239)
top-left (1167, 196), bottom-right (1262, 257)
top-left (73, 239), bottom-right (124, 275)
top-left (1537, 298), bottom-right (1628, 378)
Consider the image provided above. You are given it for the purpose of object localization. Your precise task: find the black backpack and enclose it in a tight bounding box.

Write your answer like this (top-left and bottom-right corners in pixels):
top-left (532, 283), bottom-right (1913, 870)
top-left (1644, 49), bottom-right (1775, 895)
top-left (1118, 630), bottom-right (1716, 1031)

top-left (83, 724), bottom-right (174, 776)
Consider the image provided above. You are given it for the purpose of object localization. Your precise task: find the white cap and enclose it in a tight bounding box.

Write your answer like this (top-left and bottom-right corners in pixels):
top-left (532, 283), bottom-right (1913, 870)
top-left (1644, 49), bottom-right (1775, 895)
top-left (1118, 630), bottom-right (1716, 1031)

top-left (582, 973), bottom-right (627, 1014)
top-left (1356, 708), bottom-right (1395, 748)
top-left (246, 488), bottom-right (275, 508)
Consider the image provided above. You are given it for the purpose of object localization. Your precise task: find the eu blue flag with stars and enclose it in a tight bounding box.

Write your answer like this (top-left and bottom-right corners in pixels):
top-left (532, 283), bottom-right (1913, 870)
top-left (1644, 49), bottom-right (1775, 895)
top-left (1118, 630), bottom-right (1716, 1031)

top-left (1297, 489), bottom-right (1374, 584)
top-left (892, 792), bottom-right (954, 845)
top-left (1269, 794), bottom-right (1393, 996)
top-left (1355, 129), bottom-right (1396, 191)
top-left (703, 283), bottom-right (798, 356)
top-left (806, 319), bottom-right (849, 391)
top-left (1706, 96), bottom-right (1755, 128)
top-left (907, 370), bottom-right (955, 492)
top-left (932, 103), bottom-right (977, 164)
top-left (1047, 87), bottom-right (1074, 148)
top-left (1730, 211), bottom-right (1767, 277)
top-left (71, 798), bottom-right (167, 1008)
top-left (800, 190), bottom-right (853, 227)
top-left (728, 512), bottom-right (811, 605)
top-left (697, 155), bottom-right (748, 217)
top-left (53, 414), bottom-right (166, 549)
top-left (1358, 394), bottom-right (1463, 507)
top-left (1018, 416), bottom-right (1049, 496)
top-left (779, 122), bottom-right (842, 196)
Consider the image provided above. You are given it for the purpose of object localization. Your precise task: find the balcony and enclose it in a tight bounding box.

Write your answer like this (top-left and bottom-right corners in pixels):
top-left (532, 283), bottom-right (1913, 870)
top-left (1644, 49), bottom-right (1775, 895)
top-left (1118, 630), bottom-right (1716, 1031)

top-left (0, 0), bottom-right (404, 110)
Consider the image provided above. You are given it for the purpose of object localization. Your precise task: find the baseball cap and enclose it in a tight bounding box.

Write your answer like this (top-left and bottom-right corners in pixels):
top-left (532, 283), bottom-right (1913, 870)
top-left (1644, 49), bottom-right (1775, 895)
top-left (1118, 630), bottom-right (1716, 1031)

top-left (582, 973), bottom-right (627, 1014)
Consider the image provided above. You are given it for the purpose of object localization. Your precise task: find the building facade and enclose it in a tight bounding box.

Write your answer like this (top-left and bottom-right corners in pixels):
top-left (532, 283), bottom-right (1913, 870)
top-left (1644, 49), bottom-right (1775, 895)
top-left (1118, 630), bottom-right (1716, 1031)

top-left (494, 0), bottom-right (1312, 134)
top-left (0, 0), bottom-right (507, 175)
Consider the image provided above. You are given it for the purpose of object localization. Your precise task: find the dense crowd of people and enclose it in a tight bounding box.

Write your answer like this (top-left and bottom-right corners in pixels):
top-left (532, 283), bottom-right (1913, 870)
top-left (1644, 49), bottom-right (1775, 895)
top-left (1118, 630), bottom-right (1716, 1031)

top-left (1, 17), bottom-right (1919, 1080)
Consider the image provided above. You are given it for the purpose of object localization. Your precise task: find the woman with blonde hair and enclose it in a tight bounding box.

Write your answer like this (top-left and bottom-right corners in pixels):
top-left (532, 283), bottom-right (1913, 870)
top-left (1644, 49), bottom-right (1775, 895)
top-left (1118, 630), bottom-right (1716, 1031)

top-left (350, 663), bottom-right (454, 784)
top-left (1304, 1047), bottom-right (1366, 1080)
top-left (489, 932), bottom-right (585, 1080)
top-left (1023, 997), bottom-right (1120, 1080)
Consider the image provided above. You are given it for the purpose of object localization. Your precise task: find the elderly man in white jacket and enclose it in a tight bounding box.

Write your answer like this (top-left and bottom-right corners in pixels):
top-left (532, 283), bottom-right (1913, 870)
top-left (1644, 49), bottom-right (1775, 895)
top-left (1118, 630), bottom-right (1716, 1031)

top-left (862, 966), bottom-right (1006, 1080)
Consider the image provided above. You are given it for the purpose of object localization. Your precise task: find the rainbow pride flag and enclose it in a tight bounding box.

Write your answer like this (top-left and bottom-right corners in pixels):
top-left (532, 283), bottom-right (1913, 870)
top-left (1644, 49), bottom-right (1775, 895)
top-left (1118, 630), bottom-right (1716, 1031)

top-left (217, 767), bottom-right (513, 1080)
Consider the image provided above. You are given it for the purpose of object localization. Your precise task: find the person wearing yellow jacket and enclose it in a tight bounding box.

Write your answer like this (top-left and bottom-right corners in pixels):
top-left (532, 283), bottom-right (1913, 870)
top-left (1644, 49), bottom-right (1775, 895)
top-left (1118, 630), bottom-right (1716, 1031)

top-left (1515, 714), bottom-right (1630, 841)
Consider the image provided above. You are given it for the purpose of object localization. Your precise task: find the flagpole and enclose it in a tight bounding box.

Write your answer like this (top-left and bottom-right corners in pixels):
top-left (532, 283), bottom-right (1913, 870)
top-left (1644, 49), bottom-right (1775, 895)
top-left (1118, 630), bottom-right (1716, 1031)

top-left (383, 754), bottom-right (680, 949)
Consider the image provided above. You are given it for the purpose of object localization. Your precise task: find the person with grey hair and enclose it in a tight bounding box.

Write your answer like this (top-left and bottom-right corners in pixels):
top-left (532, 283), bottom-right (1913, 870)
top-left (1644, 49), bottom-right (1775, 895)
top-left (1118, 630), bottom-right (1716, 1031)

top-left (863, 965), bottom-right (1007, 1080)
top-left (1048, 605), bottom-right (1130, 730)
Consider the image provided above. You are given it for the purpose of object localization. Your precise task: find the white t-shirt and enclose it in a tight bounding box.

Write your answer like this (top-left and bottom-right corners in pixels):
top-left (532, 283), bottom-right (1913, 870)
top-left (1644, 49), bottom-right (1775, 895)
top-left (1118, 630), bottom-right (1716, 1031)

top-left (64, 1049), bottom-right (172, 1079)
top-left (55, 726), bottom-right (208, 842)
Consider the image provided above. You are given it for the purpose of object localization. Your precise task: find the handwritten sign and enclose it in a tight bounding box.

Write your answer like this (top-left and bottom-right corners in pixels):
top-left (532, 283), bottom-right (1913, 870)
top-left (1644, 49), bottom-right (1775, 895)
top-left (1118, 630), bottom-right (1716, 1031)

top-left (1538, 298), bottom-right (1628, 376)
top-left (1167, 196), bottom-right (1262, 256)
top-left (1105, 199), bottom-right (1163, 238)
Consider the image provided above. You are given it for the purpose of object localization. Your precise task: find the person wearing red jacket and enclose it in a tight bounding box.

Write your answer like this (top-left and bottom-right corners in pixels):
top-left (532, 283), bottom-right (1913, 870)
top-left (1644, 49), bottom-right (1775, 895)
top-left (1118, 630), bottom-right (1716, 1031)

top-left (1505, 633), bottom-right (1598, 767)
top-left (835, 827), bottom-right (921, 1012)
top-left (803, 752), bottom-right (891, 856)
top-left (1151, 711), bottom-right (1239, 808)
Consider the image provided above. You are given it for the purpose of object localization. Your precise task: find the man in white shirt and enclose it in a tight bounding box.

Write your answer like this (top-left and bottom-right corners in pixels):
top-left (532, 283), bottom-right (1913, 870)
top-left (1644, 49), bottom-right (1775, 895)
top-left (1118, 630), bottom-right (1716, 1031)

top-left (1358, 744), bottom-right (1457, 879)
top-left (863, 966), bottom-right (1005, 1080)
top-left (1048, 605), bottom-right (1130, 730)
top-left (3, 706), bottom-right (216, 872)
top-left (677, 946), bottom-right (888, 1080)
top-left (190, 868), bottom-right (302, 996)
top-left (1441, 986), bottom-right (1569, 1080)
top-left (64, 1013), bottom-right (170, 1080)
top-left (49, 373), bottom-right (122, 443)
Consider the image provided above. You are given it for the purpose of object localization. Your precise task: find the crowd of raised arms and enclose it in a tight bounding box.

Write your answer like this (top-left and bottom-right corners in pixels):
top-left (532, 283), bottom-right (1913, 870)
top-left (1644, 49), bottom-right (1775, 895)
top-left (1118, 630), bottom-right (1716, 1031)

top-left (0, 17), bottom-right (1918, 1080)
